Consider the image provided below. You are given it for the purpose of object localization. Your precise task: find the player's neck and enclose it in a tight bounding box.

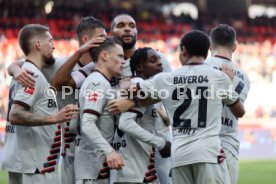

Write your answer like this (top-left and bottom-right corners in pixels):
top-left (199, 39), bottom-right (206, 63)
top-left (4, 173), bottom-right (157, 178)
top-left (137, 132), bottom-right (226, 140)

top-left (94, 65), bottom-right (112, 81)
top-left (26, 54), bottom-right (44, 69)
top-left (124, 47), bottom-right (136, 59)
top-left (212, 49), bottom-right (232, 61)
top-left (185, 56), bottom-right (205, 65)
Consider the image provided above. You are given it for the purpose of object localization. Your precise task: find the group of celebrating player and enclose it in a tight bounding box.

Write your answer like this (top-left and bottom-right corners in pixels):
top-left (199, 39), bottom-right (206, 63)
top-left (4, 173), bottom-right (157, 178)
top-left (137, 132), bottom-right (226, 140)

top-left (2, 13), bottom-right (250, 184)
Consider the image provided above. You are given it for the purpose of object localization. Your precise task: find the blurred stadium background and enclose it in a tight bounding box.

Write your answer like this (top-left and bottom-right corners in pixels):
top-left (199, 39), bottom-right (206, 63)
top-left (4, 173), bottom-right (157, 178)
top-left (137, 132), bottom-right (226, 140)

top-left (0, 0), bottom-right (276, 183)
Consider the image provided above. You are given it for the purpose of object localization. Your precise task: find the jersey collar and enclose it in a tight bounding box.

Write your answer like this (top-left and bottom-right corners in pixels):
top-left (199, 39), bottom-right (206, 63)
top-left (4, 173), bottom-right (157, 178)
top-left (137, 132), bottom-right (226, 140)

top-left (213, 55), bottom-right (231, 62)
top-left (25, 59), bottom-right (40, 69)
top-left (92, 69), bottom-right (111, 83)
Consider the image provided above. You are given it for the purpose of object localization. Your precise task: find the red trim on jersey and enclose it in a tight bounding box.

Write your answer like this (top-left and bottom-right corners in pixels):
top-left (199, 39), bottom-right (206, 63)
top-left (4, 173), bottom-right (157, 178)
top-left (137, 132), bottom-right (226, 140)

top-left (144, 175), bottom-right (157, 182)
top-left (51, 142), bottom-right (61, 149)
top-left (65, 144), bottom-right (70, 148)
top-left (83, 109), bottom-right (100, 118)
top-left (43, 160), bottom-right (56, 168)
top-left (47, 154), bottom-right (58, 161)
top-left (40, 167), bottom-right (55, 174)
top-left (64, 132), bottom-right (76, 137)
top-left (50, 148), bottom-right (60, 154)
top-left (145, 168), bottom-right (156, 177)
top-left (148, 163), bottom-right (154, 170)
top-left (55, 130), bottom-right (61, 136)
top-left (64, 127), bottom-right (70, 132)
top-left (64, 137), bottom-right (74, 143)
top-left (53, 136), bottom-right (61, 142)
top-left (13, 100), bottom-right (30, 110)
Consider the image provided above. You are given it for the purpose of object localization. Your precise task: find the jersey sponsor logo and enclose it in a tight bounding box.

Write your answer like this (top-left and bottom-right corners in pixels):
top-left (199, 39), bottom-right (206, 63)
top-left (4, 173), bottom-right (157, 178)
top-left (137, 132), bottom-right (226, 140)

top-left (5, 125), bottom-right (15, 133)
top-left (173, 75), bottom-right (209, 84)
top-left (24, 86), bottom-right (35, 95)
top-left (48, 99), bottom-right (57, 108)
top-left (221, 117), bottom-right (233, 127)
top-left (88, 91), bottom-right (99, 102)
top-left (111, 140), bottom-right (126, 150)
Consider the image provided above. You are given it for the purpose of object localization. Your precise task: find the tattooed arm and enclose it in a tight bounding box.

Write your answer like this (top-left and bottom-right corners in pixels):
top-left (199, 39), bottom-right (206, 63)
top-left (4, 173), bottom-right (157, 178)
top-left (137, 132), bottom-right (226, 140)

top-left (9, 104), bottom-right (79, 126)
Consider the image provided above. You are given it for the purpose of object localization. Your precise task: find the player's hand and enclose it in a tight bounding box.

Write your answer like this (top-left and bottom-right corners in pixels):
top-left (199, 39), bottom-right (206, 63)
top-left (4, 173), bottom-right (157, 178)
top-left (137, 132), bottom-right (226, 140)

top-left (14, 68), bottom-right (35, 87)
top-left (108, 99), bottom-right (135, 115)
top-left (106, 151), bottom-right (124, 170)
top-left (159, 141), bottom-right (171, 158)
top-left (78, 36), bottom-right (106, 55)
top-left (55, 104), bottom-right (79, 123)
top-left (218, 148), bottom-right (226, 164)
top-left (222, 64), bottom-right (234, 81)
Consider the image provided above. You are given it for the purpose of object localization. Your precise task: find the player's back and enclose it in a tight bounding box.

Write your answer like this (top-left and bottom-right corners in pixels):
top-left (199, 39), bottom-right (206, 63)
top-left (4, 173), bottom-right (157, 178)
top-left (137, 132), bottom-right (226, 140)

top-left (140, 64), bottom-right (238, 167)
top-left (205, 56), bottom-right (250, 158)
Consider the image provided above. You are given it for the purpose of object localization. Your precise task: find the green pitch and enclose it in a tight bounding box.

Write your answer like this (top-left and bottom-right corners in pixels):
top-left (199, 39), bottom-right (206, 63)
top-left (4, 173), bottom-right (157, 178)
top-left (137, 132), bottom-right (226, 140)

top-left (0, 160), bottom-right (275, 184)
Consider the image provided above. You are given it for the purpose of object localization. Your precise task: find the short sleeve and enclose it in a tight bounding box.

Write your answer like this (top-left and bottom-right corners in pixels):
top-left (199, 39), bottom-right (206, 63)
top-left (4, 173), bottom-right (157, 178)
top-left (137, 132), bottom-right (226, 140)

top-left (13, 75), bottom-right (42, 110)
top-left (71, 63), bottom-right (95, 88)
top-left (82, 83), bottom-right (107, 117)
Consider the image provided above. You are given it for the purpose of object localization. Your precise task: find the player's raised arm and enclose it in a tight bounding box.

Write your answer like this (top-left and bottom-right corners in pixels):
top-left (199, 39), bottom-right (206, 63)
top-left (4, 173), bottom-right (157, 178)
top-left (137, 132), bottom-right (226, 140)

top-left (51, 37), bottom-right (105, 89)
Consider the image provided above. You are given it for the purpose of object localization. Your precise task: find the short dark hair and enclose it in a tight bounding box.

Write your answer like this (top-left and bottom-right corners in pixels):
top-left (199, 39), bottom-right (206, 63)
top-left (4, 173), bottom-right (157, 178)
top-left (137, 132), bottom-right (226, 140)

top-left (110, 14), bottom-right (134, 30)
top-left (130, 47), bottom-right (152, 76)
top-left (18, 24), bottom-right (49, 56)
top-left (89, 37), bottom-right (122, 62)
top-left (210, 24), bottom-right (236, 48)
top-left (180, 30), bottom-right (210, 59)
top-left (76, 16), bottom-right (105, 42)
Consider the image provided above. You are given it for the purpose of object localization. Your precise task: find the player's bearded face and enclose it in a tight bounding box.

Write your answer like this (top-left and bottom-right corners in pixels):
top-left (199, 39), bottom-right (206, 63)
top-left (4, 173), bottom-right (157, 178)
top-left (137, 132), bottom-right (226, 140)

top-left (120, 35), bottom-right (136, 50)
top-left (43, 54), bottom-right (55, 65)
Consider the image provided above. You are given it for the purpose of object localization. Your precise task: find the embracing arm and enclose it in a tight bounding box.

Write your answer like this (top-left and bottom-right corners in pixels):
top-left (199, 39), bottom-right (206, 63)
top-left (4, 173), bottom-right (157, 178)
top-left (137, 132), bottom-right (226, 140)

top-left (7, 61), bottom-right (35, 87)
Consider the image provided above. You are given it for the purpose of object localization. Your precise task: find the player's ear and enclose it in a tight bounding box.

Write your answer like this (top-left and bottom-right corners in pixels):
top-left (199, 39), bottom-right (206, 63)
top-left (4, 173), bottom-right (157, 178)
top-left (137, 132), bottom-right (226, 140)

top-left (232, 42), bottom-right (237, 53)
top-left (35, 40), bottom-right (41, 50)
top-left (101, 51), bottom-right (109, 62)
top-left (136, 64), bottom-right (143, 73)
top-left (81, 35), bottom-right (89, 44)
top-left (182, 47), bottom-right (188, 57)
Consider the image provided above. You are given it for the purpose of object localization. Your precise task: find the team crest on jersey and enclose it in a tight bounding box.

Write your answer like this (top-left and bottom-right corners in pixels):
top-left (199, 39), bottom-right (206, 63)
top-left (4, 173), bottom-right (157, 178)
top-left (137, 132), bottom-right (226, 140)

top-left (88, 91), bottom-right (99, 102)
top-left (24, 86), bottom-right (35, 95)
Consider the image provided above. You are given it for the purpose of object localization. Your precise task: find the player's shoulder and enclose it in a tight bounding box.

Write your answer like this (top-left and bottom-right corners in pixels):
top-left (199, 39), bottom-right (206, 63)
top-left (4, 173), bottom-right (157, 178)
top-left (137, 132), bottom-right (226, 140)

top-left (22, 62), bottom-right (44, 80)
top-left (83, 71), bottom-right (111, 89)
